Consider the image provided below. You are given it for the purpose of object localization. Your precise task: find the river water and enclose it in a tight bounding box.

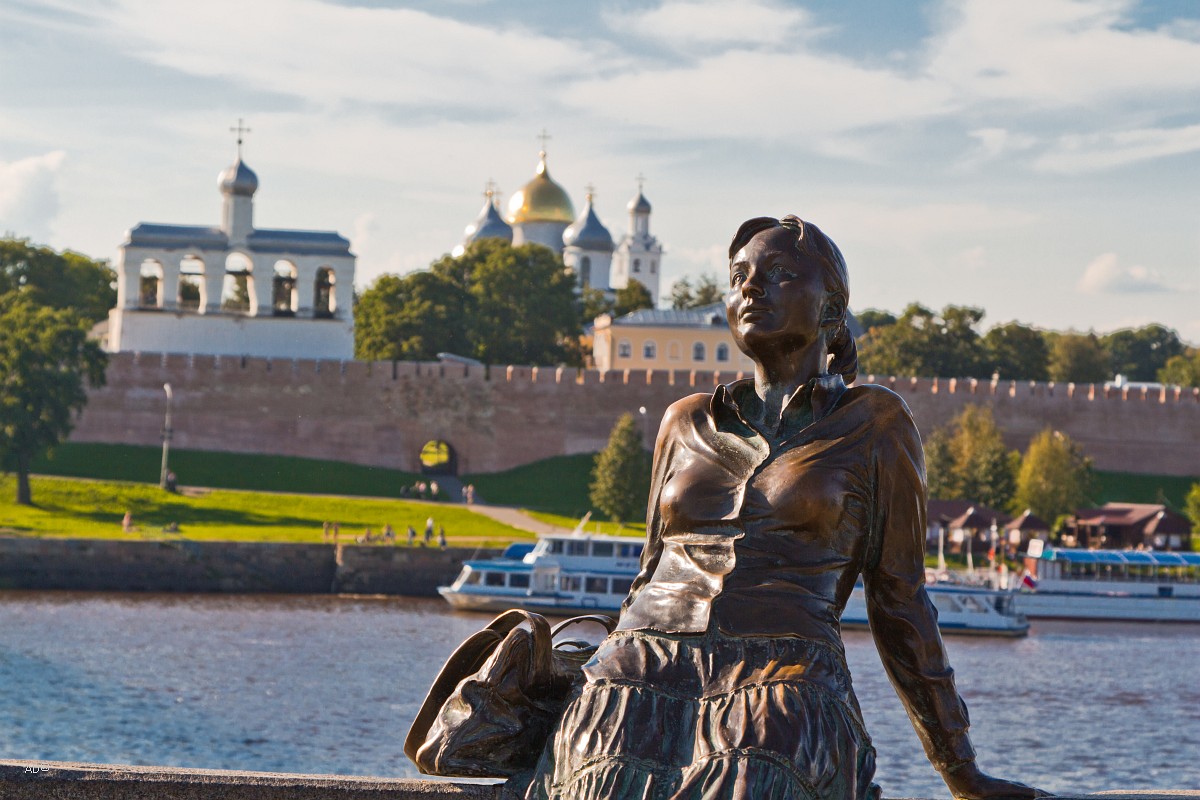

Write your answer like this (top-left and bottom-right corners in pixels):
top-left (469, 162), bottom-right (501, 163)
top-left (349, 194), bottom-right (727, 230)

top-left (1, 591), bottom-right (1196, 797)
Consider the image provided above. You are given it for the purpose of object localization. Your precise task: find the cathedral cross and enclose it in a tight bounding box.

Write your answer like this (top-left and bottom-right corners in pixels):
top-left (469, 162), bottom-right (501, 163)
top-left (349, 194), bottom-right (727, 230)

top-left (230, 119), bottom-right (252, 158)
top-left (537, 128), bottom-right (552, 155)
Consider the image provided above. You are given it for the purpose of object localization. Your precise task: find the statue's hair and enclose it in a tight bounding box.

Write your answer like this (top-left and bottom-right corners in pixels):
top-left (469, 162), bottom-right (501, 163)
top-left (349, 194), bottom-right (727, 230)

top-left (728, 215), bottom-right (858, 384)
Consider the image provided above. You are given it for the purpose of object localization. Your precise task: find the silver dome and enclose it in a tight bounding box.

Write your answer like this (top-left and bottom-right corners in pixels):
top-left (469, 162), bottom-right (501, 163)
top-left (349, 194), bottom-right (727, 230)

top-left (563, 195), bottom-right (614, 252)
top-left (218, 159), bottom-right (259, 197)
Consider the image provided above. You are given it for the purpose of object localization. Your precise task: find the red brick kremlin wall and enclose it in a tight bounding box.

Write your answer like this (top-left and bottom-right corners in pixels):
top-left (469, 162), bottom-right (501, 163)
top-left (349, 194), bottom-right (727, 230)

top-left (70, 352), bottom-right (1200, 477)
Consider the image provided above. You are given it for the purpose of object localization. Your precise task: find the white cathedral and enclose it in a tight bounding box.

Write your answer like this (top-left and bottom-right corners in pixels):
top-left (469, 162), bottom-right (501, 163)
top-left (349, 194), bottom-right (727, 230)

top-left (107, 142), bottom-right (356, 360)
top-left (453, 149), bottom-right (665, 306)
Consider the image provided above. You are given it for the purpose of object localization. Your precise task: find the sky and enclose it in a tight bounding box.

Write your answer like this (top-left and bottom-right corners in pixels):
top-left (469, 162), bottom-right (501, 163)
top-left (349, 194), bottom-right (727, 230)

top-left (2, 0), bottom-right (1199, 343)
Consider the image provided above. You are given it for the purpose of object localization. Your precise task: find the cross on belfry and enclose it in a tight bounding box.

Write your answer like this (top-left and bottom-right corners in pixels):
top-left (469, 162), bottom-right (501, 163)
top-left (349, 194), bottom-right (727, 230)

top-left (636, 172), bottom-right (646, 192)
top-left (585, 183), bottom-right (596, 199)
top-left (483, 178), bottom-right (497, 198)
top-left (537, 128), bottom-right (552, 155)
top-left (230, 118), bottom-right (251, 157)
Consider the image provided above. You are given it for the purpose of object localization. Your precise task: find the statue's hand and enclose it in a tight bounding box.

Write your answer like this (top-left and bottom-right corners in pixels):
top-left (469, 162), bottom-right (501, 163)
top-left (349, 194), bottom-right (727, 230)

top-left (942, 761), bottom-right (1050, 800)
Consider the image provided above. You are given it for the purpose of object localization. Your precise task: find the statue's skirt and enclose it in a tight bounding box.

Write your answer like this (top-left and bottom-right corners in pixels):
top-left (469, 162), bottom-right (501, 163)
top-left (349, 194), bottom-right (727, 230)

top-left (521, 627), bottom-right (880, 800)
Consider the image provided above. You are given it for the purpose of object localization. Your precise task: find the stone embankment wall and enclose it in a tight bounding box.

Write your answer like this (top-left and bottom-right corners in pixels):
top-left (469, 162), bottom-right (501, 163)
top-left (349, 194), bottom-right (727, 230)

top-left (69, 352), bottom-right (1200, 477)
top-left (0, 538), bottom-right (497, 596)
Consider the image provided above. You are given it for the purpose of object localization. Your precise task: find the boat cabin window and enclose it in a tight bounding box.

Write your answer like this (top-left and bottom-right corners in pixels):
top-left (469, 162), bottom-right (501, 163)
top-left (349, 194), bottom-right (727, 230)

top-left (591, 542), bottom-right (614, 557)
top-left (548, 540), bottom-right (565, 554)
top-left (611, 578), bottom-right (633, 595)
top-left (561, 576), bottom-right (582, 592)
top-left (567, 541), bottom-right (588, 556)
top-left (586, 577), bottom-right (608, 594)
top-left (464, 572), bottom-right (482, 585)
top-left (484, 572), bottom-right (506, 587)
top-left (617, 543), bottom-right (644, 558)
top-left (509, 573), bottom-right (530, 588)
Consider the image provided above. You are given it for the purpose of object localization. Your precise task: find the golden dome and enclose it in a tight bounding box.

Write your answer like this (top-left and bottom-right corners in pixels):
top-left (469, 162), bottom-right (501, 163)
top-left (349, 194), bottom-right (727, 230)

top-left (506, 152), bottom-right (575, 225)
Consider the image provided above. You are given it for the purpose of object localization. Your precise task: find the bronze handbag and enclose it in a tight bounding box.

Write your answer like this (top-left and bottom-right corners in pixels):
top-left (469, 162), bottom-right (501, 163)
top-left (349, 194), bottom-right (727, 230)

top-left (404, 609), bottom-right (616, 778)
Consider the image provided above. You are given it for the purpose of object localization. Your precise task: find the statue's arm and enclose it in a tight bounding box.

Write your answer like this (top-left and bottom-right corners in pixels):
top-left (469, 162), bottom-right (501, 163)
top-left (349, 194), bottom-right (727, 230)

top-left (862, 400), bottom-right (1043, 800)
top-left (618, 400), bottom-right (682, 616)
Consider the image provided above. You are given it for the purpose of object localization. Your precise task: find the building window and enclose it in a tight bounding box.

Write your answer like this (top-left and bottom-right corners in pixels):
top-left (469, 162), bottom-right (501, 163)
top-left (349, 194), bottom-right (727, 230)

top-left (633, 258), bottom-right (641, 273)
top-left (580, 256), bottom-right (591, 289)
top-left (643, 341), bottom-right (656, 359)
top-left (693, 342), bottom-right (706, 361)
top-left (716, 343), bottom-right (729, 362)
top-left (618, 340), bottom-right (632, 358)
top-left (650, 260), bottom-right (657, 274)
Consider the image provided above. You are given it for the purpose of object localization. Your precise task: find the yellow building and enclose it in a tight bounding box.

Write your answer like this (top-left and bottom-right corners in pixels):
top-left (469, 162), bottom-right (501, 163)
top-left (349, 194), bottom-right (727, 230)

top-left (592, 303), bottom-right (755, 372)
top-left (592, 303), bottom-right (864, 374)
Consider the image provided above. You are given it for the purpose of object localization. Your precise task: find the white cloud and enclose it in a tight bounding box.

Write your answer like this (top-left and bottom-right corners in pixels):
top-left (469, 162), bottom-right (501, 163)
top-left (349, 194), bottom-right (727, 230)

top-left (57, 0), bottom-right (606, 115)
top-left (603, 0), bottom-right (821, 51)
top-left (926, 0), bottom-right (1200, 108)
top-left (0, 151), bottom-right (67, 241)
top-left (1077, 252), bottom-right (1173, 293)
top-left (1033, 124), bottom-right (1200, 173)
top-left (963, 128), bottom-right (1038, 164)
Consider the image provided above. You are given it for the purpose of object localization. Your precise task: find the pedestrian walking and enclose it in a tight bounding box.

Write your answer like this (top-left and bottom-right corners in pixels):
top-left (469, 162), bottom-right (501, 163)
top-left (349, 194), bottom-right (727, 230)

top-left (424, 517), bottom-right (434, 545)
top-left (438, 525), bottom-right (447, 549)
top-left (407, 525), bottom-right (416, 546)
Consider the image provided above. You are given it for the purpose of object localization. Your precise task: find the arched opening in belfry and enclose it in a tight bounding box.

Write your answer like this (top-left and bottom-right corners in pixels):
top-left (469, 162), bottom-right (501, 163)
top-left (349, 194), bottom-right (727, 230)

top-left (178, 255), bottom-right (205, 311)
top-left (222, 252), bottom-right (254, 313)
top-left (580, 256), bottom-right (592, 289)
top-left (139, 259), bottom-right (163, 308)
top-left (273, 260), bottom-right (298, 316)
top-left (314, 267), bottom-right (335, 319)
top-left (418, 439), bottom-right (457, 476)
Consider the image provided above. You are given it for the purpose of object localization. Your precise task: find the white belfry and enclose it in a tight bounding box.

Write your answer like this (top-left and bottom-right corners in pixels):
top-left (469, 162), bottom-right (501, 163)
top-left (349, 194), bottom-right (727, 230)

top-left (108, 127), bottom-right (356, 360)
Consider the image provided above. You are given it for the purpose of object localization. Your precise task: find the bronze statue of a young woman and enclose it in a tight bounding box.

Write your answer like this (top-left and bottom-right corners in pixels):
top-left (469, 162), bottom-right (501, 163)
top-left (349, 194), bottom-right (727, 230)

top-left (519, 216), bottom-right (1045, 800)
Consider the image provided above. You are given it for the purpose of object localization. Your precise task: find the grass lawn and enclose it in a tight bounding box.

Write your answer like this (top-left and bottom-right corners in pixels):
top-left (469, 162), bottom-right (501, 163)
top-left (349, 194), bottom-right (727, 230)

top-left (0, 475), bottom-right (529, 547)
top-left (524, 510), bottom-right (646, 538)
top-left (33, 443), bottom-right (429, 499)
top-left (464, 453), bottom-right (598, 517)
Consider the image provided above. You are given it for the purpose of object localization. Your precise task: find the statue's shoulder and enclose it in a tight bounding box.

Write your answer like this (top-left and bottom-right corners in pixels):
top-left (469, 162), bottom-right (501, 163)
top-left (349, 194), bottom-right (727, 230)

top-left (662, 391), bottom-right (714, 424)
top-left (840, 382), bottom-right (917, 426)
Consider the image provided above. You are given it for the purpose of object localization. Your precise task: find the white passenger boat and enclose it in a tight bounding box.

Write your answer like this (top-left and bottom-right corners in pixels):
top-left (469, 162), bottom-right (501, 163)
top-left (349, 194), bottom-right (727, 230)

top-left (841, 583), bottom-right (1030, 638)
top-left (1011, 545), bottom-right (1200, 623)
top-left (440, 530), bottom-right (1030, 636)
top-left (438, 532), bottom-right (644, 615)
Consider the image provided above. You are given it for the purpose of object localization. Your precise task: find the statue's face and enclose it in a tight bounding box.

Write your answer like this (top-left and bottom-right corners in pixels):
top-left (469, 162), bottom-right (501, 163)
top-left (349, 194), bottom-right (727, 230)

top-left (726, 226), bottom-right (828, 360)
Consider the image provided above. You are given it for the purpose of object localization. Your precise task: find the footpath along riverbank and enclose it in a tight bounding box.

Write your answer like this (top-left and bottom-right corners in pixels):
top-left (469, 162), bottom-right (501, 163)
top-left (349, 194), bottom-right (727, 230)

top-left (0, 537), bottom-right (502, 595)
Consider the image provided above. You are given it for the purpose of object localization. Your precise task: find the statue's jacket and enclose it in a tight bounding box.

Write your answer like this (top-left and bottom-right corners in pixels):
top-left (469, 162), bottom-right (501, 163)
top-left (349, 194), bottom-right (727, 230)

top-left (617, 372), bottom-right (976, 770)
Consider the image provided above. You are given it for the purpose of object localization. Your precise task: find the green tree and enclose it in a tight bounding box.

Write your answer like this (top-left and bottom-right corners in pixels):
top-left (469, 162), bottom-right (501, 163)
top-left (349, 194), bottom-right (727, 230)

top-left (670, 276), bottom-right (695, 310)
top-left (1158, 349), bottom-right (1200, 387)
top-left (924, 427), bottom-right (956, 501)
top-left (856, 308), bottom-right (896, 332)
top-left (579, 287), bottom-right (614, 326)
top-left (857, 303), bottom-right (988, 378)
top-left (1185, 483), bottom-right (1200, 541)
top-left (1045, 331), bottom-right (1109, 383)
top-left (0, 238), bottom-right (116, 324)
top-left (589, 413), bottom-right (651, 526)
top-left (1102, 324), bottom-right (1184, 382)
top-left (0, 293), bottom-right (107, 505)
top-left (354, 239), bottom-right (580, 365)
top-left (983, 321), bottom-right (1049, 381)
top-left (1013, 428), bottom-right (1093, 524)
top-left (354, 272), bottom-right (470, 361)
top-left (614, 279), bottom-right (654, 317)
top-left (924, 405), bottom-right (1018, 510)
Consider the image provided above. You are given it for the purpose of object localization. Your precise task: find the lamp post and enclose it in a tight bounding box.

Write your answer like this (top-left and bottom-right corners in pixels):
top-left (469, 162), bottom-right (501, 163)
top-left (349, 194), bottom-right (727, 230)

top-left (159, 383), bottom-right (173, 489)
top-left (638, 406), bottom-right (649, 450)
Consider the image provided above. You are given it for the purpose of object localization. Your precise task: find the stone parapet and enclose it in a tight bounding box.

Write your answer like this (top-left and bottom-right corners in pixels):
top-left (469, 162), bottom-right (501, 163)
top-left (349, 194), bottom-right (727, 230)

top-left (1, 761), bottom-right (1195, 800)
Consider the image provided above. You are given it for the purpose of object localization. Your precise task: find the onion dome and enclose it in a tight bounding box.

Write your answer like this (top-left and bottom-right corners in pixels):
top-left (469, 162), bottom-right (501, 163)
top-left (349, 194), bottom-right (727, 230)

top-left (463, 189), bottom-right (513, 245)
top-left (506, 151), bottom-right (575, 225)
top-left (218, 158), bottom-right (258, 197)
top-left (563, 191), bottom-right (613, 252)
top-left (628, 188), bottom-right (651, 213)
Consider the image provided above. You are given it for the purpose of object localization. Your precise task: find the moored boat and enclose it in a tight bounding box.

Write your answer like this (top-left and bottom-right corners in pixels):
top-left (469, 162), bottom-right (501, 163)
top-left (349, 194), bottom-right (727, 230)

top-left (440, 530), bottom-right (1030, 636)
top-left (1011, 545), bottom-right (1200, 623)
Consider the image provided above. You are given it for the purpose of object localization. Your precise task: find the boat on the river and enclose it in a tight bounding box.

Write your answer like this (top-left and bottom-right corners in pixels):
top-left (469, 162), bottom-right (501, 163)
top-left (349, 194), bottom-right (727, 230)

top-left (438, 531), bottom-right (644, 615)
top-left (439, 531), bottom-right (1030, 636)
top-left (1011, 544), bottom-right (1200, 622)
